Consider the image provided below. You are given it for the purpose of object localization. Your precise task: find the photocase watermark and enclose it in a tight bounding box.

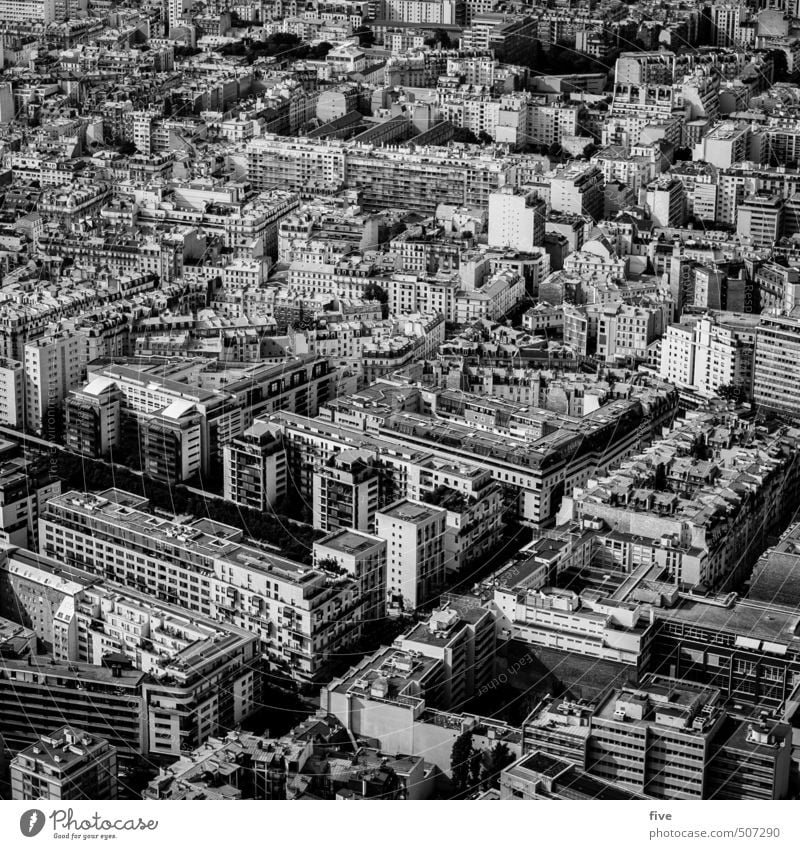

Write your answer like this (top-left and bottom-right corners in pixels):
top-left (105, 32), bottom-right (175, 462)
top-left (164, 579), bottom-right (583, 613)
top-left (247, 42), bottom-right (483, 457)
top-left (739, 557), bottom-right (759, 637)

top-left (476, 653), bottom-right (534, 697)
top-left (20, 810), bottom-right (46, 838)
top-left (18, 808), bottom-right (159, 841)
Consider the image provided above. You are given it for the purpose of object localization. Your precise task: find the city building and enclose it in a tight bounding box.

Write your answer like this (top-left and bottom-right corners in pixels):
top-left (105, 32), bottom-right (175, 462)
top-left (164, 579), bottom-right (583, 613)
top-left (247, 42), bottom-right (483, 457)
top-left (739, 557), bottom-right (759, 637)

top-left (313, 530), bottom-right (387, 623)
top-left (660, 313), bottom-right (758, 399)
top-left (223, 420), bottom-right (288, 511)
top-left (11, 727), bottom-right (118, 800)
top-left (38, 489), bottom-right (363, 683)
top-left (488, 187), bottom-right (546, 253)
top-left (754, 313), bottom-right (800, 418)
top-left (376, 499), bottom-right (446, 612)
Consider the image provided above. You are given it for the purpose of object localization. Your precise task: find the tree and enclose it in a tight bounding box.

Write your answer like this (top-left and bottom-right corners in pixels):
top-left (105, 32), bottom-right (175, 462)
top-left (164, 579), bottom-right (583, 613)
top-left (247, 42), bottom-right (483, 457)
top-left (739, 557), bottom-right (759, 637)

top-left (174, 45), bottom-right (201, 58)
top-left (482, 743), bottom-right (515, 789)
top-left (354, 26), bottom-right (375, 47)
top-left (363, 283), bottom-right (389, 318)
top-left (469, 749), bottom-right (483, 787)
top-left (308, 41), bottom-right (332, 60)
top-left (450, 730), bottom-right (474, 793)
top-left (692, 433), bottom-right (709, 461)
top-left (717, 383), bottom-right (745, 404)
top-left (425, 28), bottom-right (451, 49)
top-left (452, 126), bottom-right (479, 145)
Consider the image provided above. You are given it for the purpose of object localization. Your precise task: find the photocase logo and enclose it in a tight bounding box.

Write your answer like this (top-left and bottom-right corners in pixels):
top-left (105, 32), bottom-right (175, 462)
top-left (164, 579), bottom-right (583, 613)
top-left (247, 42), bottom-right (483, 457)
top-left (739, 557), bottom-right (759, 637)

top-left (20, 810), bottom-right (46, 838)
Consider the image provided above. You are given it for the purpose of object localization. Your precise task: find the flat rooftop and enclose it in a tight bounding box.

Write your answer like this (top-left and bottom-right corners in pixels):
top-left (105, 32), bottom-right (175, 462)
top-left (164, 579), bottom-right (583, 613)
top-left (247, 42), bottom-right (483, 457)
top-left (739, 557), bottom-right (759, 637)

top-left (329, 646), bottom-right (439, 702)
top-left (378, 499), bottom-right (442, 523)
top-left (0, 654), bottom-right (146, 687)
top-left (316, 529), bottom-right (383, 555)
top-left (45, 490), bottom-right (324, 587)
top-left (656, 597), bottom-right (800, 649)
top-left (15, 726), bottom-right (109, 771)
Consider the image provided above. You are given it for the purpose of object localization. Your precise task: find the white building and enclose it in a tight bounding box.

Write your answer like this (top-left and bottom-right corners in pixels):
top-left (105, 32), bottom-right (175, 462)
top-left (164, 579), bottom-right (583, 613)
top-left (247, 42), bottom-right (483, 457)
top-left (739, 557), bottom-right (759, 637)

top-left (0, 0), bottom-right (55, 24)
top-left (313, 529), bottom-right (387, 622)
top-left (488, 186), bottom-right (546, 253)
top-left (0, 359), bottom-right (25, 428)
top-left (645, 176), bottom-right (686, 228)
top-left (659, 313), bottom-right (758, 397)
top-left (24, 331), bottom-right (83, 435)
top-left (376, 499), bottom-right (446, 612)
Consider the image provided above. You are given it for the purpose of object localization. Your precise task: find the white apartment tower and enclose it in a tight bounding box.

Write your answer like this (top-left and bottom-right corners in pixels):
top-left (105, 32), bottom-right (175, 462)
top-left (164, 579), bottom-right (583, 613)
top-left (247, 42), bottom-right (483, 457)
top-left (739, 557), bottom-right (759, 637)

top-left (376, 499), bottom-right (446, 612)
top-left (24, 331), bottom-right (83, 435)
top-left (488, 187), bottom-right (546, 253)
top-left (0, 359), bottom-right (25, 428)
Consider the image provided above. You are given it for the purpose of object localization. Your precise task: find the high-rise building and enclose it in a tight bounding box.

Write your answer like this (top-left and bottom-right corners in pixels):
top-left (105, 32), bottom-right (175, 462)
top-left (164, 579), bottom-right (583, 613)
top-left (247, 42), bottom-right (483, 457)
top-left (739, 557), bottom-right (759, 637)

top-left (11, 727), bottom-right (117, 801)
top-left (223, 420), bottom-right (288, 512)
top-left (737, 193), bottom-right (784, 245)
top-left (0, 457), bottom-right (61, 550)
top-left (0, 358), bottom-right (24, 428)
top-left (712, 2), bottom-right (745, 47)
top-left (313, 449), bottom-right (380, 534)
top-left (754, 313), bottom-right (800, 418)
top-left (376, 499), bottom-right (446, 612)
top-left (24, 330), bottom-right (83, 436)
top-left (53, 0), bottom-right (87, 20)
top-left (660, 314), bottom-right (758, 399)
top-left (645, 176), bottom-right (687, 228)
top-left (313, 530), bottom-right (387, 622)
top-left (549, 165), bottom-right (604, 220)
top-left (488, 187), bottom-right (546, 253)
top-left (64, 377), bottom-right (123, 457)
top-left (0, 0), bottom-right (55, 24)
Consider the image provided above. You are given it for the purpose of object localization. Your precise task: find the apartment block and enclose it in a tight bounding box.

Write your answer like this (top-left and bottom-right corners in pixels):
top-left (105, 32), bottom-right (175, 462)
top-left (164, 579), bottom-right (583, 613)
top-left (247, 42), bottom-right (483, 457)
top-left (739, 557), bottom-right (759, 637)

top-left (84, 354), bottom-right (334, 476)
top-left (420, 470), bottom-right (504, 575)
top-left (276, 380), bottom-right (678, 527)
top-left (549, 165), bottom-right (604, 220)
top-left (488, 186), bottom-right (546, 253)
top-left (247, 135), bottom-right (525, 214)
top-left (754, 312), bottom-right (800, 419)
top-left (736, 192), bottom-right (784, 245)
top-left (223, 420), bottom-right (287, 511)
top-left (64, 376), bottom-right (124, 457)
top-left (0, 655), bottom-right (147, 759)
top-left (11, 726), bottom-right (117, 800)
top-left (562, 412), bottom-right (800, 591)
top-left (597, 302), bottom-right (668, 363)
top-left (645, 176), bottom-right (687, 228)
top-left (38, 489), bottom-right (362, 682)
top-left (321, 602), bottom-right (508, 775)
top-left (24, 330), bottom-right (84, 436)
top-left (0, 545), bottom-right (261, 757)
top-left (376, 499), bottom-right (446, 612)
top-left (660, 313), bottom-right (758, 399)
top-left (313, 530), bottom-right (387, 622)
top-left (0, 456), bottom-right (58, 551)
top-left (0, 358), bottom-right (24, 428)
top-left (313, 449), bottom-right (380, 534)
top-left (0, 0), bottom-right (55, 24)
